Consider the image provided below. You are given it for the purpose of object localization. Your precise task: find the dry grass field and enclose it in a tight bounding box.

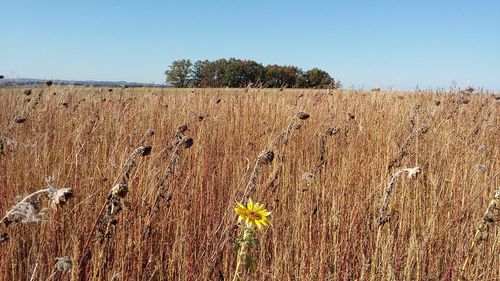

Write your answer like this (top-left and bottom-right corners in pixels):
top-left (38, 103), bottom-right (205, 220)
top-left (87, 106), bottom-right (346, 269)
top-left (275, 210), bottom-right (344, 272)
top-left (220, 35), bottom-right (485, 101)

top-left (0, 86), bottom-right (498, 280)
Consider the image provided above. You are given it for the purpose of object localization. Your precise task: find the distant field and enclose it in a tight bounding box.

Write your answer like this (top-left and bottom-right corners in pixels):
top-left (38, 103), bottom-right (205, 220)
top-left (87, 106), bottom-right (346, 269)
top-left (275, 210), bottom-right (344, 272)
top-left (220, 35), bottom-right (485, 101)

top-left (0, 86), bottom-right (498, 280)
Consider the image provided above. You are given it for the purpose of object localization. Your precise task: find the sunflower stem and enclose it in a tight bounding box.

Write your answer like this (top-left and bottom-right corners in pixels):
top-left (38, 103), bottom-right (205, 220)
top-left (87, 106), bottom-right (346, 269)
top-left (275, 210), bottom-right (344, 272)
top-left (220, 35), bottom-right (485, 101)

top-left (232, 225), bottom-right (252, 281)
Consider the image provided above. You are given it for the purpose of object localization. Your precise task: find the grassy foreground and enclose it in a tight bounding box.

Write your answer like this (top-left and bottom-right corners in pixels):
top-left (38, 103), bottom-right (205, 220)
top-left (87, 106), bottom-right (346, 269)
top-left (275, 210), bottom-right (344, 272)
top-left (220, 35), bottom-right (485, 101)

top-left (0, 86), bottom-right (498, 280)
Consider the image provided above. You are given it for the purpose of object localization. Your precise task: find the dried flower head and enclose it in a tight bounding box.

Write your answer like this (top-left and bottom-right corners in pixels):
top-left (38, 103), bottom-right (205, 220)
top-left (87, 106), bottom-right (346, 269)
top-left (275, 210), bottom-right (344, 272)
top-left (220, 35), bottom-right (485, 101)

top-left (181, 136), bottom-right (193, 149)
top-left (23, 89), bottom-right (32, 96)
top-left (55, 256), bottom-right (72, 272)
top-left (419, 125), bottom-right (429, 134)
top-left (475, 164), bottom-right (488, 173)
top-left (483, 190), bottom-right (500, 223)
top-left (47, 187), bottom-right (74, 208)
top-left (297, 111), bottom-right (310, 120)
top-left (0, 233), bottom-right (8, 243)
top-left (142, 146), bottom-right (152, 157)
top-left (297, 112), bottom-right (310, 120)
top-left (3, 199), bottom-right (46, 225)
top-left (478, 144), bottom-right (488, 153)
top-left (177, 124), bottom-right (188, 133)
top-left (301, 172), bottom-right (315, 182)
top-left (291, 123), bottom-right (301, 130)
top-left (405, 167), bottom-right (421, 179)
top-left (14, 116), bottom-right (26, 123)
top-left (45, 80), bottom-right (53, 86)
top-left (326, 127), bottom-right (339, 136)
top-left (145, 128), bottom-right (155, 137)
top-left (111, 183), bottom-right (128, 198)
top-left (258, 150), bottom-right (274, 165)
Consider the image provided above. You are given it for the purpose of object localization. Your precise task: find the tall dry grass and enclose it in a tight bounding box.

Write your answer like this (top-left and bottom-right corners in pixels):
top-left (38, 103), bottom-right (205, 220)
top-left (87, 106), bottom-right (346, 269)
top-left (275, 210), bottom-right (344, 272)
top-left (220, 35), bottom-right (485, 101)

top-left (0, 86), bottom-right (498, 280)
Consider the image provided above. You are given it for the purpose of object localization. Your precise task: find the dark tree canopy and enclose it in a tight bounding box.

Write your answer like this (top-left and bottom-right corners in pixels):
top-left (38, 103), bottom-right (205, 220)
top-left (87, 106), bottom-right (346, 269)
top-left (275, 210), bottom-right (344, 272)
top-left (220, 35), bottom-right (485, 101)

top-left (165, 58), bottom-right (339, 89)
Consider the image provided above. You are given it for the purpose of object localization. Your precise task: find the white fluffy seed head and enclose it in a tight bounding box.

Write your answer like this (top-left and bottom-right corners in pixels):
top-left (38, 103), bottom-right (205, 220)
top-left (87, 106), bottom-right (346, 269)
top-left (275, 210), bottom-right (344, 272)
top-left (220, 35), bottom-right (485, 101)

top-left (405, 167), bottom-right (421, 179)
top-left (55, 256), bottom-right (72, 272)
top-left (47, 187), bottom-right (74, 209)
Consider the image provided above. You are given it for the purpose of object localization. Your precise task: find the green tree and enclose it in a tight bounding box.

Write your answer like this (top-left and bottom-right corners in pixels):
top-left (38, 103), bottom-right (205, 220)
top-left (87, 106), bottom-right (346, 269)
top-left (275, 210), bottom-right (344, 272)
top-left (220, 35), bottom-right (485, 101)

top-left (223, 59), bottom-right (265, 87)
top-left (165, 58), bottom-right (337, 89)
top-left (212, 59), bottom-right (229, 87)
top-left (192, 60), bottom-right (216, 87)
top-left (305, 68), bottom-right (334, 88)
top-left (264, 65), bottom-right (303, 88)
top-left (165, 59), bottom-right (193, 88)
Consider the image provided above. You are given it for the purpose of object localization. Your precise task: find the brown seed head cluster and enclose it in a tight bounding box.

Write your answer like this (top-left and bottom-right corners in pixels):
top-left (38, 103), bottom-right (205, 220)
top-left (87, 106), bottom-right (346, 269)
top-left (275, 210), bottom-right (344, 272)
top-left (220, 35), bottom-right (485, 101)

top-left (258, 150), bottom-right (275, 165)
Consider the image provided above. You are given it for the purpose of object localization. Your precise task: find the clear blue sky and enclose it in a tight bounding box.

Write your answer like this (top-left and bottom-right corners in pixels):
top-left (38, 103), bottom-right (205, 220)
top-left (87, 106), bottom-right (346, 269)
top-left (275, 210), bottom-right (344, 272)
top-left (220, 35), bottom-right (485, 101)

top-left (1, 1), bottom-right (499, 90)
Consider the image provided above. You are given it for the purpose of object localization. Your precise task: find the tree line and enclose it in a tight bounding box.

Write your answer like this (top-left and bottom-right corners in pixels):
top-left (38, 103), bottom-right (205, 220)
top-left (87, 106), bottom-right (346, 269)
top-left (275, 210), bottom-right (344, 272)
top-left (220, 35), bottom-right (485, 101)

top-left (164, 58), bottom-right (340, 88)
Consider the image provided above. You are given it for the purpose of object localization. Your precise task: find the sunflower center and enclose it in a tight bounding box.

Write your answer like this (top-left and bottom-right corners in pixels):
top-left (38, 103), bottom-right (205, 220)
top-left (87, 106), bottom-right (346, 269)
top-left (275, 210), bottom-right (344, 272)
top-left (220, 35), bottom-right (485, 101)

top-left (247, 211), bottom-right (262, 220)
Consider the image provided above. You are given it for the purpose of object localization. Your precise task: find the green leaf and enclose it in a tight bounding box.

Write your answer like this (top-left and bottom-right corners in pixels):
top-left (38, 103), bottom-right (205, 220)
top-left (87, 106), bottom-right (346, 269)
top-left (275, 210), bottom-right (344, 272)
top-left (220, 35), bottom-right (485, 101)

top-left (244, 254), bottom-right (256, 271)
top-left (245, 237), bottom-right (259, 249)
top-left (232, 241), bottom-right (242, 253)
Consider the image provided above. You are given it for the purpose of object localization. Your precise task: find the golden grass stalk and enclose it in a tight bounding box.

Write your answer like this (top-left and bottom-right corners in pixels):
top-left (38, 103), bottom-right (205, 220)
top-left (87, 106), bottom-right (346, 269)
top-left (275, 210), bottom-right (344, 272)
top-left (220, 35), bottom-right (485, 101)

top-left (78, 129), bottom-right (153, 278)
top-left (459, 190), bottom-right (500, 281)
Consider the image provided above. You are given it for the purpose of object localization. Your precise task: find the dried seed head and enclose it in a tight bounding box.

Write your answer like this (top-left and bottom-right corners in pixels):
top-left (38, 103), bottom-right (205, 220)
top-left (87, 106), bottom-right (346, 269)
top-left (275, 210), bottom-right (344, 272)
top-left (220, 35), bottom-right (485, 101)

top-left (326, 127), bottom-right (339, 136)
top-left (14, 116), bottom-right (26, 123)
top-left (483, 193), bottom-right (499, 223)
top-left (0, 233), bottom-right (8, 243)
top-left (0, 75), bottom-right (4, 79)
top-left (301, 172), bottom-right (315, 182)
top-left (111, 183), bottom-right (128, 198)
top-left (55, 256), bottom-right (72, 272)
top-left (45, 80), bottom-right (53, 86)
top-left (145, 128), bottom-right (155, 137)
top-left (483, 210), bottom-right (498, 223)
top-left (177, 124), bottom-right (188, 133)
top-left (291, 123), bottom-right (301, 130)
top-left (297, 112), bottom-right (310, 120)
top-left (419, 125), bottom-right (429, 134)
top-left (478, 144), bottom-right (487, 153)
top-left (181, 137), bottom-right (193, 149)
top-left (405, 167), bottom-right (421, 179)
top-left (465, 86), bottom-right (474, 93)
top-left (4, 199), bottom-right (46, 225)
top-left (47, 187), bottom-right (74, 208)
top-left (194, 115), bottom-right (204, 121)
top-left (258, 150), bottom-right (274, 165)
top-left (142, 146), bottom-right (152, 157)
top-left (475, 164), bottom-right (488, 173)
top-left (23, 89), bottom-right (32, 96)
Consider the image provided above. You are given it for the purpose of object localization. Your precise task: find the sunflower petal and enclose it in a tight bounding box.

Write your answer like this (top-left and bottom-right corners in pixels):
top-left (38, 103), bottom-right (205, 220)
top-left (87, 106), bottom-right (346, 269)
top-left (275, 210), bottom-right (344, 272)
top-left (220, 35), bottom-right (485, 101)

top-left (247, 198), bottom-right (254, 210)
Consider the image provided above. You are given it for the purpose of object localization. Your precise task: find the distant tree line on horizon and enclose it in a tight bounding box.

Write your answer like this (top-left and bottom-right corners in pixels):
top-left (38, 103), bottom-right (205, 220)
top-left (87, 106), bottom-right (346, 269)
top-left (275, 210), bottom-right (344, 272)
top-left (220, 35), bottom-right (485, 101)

top-left (164, 59), bottom-right (340, 89)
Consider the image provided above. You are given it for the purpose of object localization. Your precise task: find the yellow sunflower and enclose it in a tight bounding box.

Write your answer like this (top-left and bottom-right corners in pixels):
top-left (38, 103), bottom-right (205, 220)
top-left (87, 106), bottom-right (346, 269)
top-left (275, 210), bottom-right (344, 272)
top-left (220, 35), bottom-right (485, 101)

top-left (234, 198), bottom-right (271, 229)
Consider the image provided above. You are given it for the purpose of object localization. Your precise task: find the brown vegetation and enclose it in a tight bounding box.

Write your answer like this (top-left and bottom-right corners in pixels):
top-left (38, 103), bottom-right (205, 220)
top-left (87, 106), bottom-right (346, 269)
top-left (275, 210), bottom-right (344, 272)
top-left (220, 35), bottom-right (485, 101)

top-left (0, 86), bottom-right (498, 280)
